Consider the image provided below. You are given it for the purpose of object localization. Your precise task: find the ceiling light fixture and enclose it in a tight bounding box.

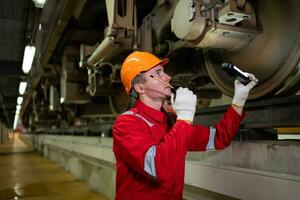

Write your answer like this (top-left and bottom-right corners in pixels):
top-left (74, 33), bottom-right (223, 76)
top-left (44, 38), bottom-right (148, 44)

top-left (17, 97), bottom-right (23, 105)
top-left (22, 45), bottom-right (36, 74)
top-left (19, 82), bottom-right (27, 95)
top-left (16, 105), bottom-right (21, 111)
top-left (32, 0), bottom-right (47, 8)
top-left (13, 115), bottom-right (19, 130)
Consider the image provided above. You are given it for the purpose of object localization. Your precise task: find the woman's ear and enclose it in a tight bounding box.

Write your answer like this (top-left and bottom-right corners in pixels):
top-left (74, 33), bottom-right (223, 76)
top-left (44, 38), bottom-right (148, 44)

top-left (133, 83), bottom-right (145, 94)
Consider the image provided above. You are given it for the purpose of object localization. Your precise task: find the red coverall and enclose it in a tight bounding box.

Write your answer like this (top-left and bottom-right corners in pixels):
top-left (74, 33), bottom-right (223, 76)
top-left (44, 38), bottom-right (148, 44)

top-left (113, 100), bottom-right (244, 200)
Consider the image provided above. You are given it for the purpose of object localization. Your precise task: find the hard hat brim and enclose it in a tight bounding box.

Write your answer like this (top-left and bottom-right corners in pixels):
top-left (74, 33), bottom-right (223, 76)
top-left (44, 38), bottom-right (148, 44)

top-left (160, 58), bottom-right (169, 66)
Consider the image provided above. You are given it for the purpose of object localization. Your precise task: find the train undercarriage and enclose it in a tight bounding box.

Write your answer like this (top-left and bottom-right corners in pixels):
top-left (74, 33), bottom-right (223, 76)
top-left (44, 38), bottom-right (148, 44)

top-left (19, 0), bottom-right (300, 133)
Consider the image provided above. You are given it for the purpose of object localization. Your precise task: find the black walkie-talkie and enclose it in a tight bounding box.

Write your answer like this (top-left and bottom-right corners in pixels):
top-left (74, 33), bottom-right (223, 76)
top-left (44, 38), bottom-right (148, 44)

top-left (222, 63), bottom-right (251, 85)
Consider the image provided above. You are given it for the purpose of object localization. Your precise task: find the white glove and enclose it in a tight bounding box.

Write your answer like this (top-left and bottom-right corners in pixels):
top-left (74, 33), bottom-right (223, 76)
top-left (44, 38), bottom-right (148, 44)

top-left (232, 73), bottom-right (258, 107)
top-left (171, 87), bottom-right (197, 123)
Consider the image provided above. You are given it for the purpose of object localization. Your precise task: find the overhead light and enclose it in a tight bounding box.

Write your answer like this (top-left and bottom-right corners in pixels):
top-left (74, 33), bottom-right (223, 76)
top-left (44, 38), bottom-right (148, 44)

top-left (16, 105), bottom-right (21, 111)
top-left (17, 97), bottom-right (23, 105)
top-left (19, 82), bottom-right (27, 95)
top-left (22, 45), bottom-right (36, 74)
top-left (13, 115), bottom-right (19, 130)
top-left (32, 0), bottom-right (47, 8)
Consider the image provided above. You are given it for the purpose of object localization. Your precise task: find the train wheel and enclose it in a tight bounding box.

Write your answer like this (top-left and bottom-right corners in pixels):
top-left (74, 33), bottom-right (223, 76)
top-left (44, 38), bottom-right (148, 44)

top-left (204, 0), bottom-right (300, 99)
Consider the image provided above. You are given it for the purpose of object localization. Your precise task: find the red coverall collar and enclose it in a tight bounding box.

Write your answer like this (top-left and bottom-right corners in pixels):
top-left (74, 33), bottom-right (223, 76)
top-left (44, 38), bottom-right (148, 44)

top-left (134, 100), bottom-right (166, 123)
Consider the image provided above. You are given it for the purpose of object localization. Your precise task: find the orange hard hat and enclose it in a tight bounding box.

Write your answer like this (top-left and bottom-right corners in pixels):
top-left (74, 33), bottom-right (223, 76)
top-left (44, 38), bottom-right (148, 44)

top-left (121, 51), bottom-right (169, 94)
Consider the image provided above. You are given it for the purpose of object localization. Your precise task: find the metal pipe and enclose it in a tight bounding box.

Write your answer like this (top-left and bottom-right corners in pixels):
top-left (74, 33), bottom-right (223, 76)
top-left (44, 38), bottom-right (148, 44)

top-left (87, 37), bottom-right (120, 66)
top-left (155, 40), bottom-right (188, 56)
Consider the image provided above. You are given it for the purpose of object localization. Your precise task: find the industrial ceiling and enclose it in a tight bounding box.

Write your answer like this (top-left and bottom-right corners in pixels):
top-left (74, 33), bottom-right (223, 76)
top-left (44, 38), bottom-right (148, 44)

top-left (0, 0), bottom-right (104, 129)
top-left (0, 0), bottom-right (29, 128)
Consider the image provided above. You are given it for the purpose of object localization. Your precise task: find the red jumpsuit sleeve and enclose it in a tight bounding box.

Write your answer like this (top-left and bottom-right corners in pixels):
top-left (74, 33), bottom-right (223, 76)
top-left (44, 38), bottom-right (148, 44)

top-left (113, 115), bottom-right (156, 178)
top-left (187, 105), bottom-right (245, 151)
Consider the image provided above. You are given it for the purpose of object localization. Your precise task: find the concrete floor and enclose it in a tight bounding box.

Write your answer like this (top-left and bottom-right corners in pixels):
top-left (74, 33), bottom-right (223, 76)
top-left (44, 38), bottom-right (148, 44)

top-left (0, 133), bottom-right (109, 200)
